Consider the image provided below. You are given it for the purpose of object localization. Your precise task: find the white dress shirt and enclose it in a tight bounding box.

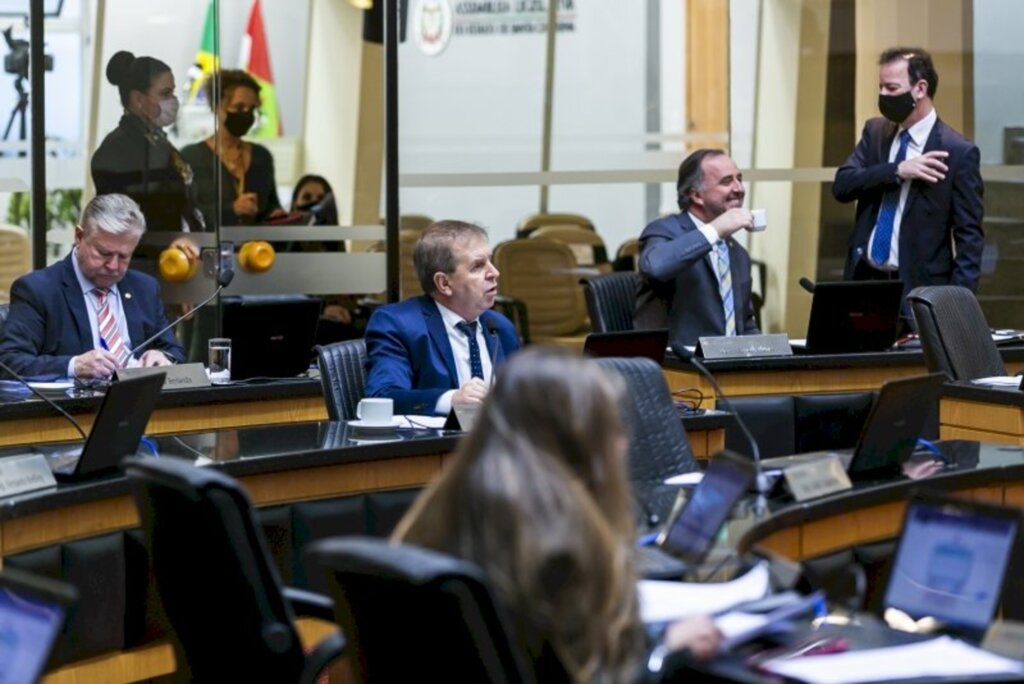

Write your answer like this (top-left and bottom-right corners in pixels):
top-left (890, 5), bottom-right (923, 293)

top-left (689, 211), bottom-right (728, 282)
top-left (69, 249), bottom-right (133, 377)
top-left (433, 301), bottom-right (494, 416)
top-left (867, 107), bottom-right (937, 269)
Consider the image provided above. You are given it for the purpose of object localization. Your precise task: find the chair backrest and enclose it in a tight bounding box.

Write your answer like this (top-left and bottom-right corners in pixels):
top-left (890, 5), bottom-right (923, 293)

top-left (493, 239), bottom-right (588, 339)
top-left (907, 285), bottom-right (1006, 380)
top-left (594, 357), bottom-right (699, 529)
top-left (306, 536), bottom-right (546, 683)
top-left (399, 229), bottom-right (424, 300)
top-left (583, 271), bottom-right (642, 333)
top-left (316, 338), bottom-right (368, 421)
top-left (614, 238), bottom-right (640, 271)
top-left (123, 456), bottom-right (307, 682)
top-left (516, 212), bottom-right (595, 238)
top-left (529, 226), bottom-right (610, 272)
top-left (0, 225), bottom-right (30, 304)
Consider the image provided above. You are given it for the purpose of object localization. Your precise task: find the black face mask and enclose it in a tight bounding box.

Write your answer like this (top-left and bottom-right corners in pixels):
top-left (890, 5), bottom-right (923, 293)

top-left (878, 91), bottom-right (916, 124)
top-left (224, 110), bottom-right (255, 138)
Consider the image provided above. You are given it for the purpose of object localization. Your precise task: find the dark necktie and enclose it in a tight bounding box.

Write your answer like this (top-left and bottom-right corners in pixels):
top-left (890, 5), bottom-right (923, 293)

top-left (455, 320), bottom-right (484, 380)
top-left (871, 129), bottom-right (913, 266)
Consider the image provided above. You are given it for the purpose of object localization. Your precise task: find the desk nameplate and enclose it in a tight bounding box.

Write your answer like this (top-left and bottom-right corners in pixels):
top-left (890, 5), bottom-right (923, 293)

top-left (783, 455), bottom-right (852, 502)
top-left (116, 363), bottom-right (210, 389)
top-left (697, 333), bottom-right (793, 360)
top-left (0, 454), bottom-right (57, 498)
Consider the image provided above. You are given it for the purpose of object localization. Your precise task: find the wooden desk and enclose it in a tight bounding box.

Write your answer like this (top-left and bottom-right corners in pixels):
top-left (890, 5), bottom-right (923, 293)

top-left (0, 379), bottom-right (328, 448)
top-left (738, 441), bottom-right (1020, 561)
top-left (940, 382), bottom-right (1024, 445)
top-left (663, 347), bottom-right (1024, 408)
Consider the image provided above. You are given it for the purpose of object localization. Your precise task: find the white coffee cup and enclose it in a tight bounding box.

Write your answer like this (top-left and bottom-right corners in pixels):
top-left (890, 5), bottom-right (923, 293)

top-left (356, 398), bottom-right (394, 426)
top-left (750, 209), bottom-right (768, 232)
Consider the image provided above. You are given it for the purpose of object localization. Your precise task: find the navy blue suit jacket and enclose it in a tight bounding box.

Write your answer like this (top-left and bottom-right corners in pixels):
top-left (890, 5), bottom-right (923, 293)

top-left (364, 296), bottom-right (521, 415)
top-left (635, 212), bottom-right (760, 349)
top-left (0, 254), bottom-right (185, 378)
top-left (833, 116), bottom-right (984, 292)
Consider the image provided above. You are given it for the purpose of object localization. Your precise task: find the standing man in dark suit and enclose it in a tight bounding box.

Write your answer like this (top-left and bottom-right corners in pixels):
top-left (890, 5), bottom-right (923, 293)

top-left (0, 194), bottom-right (185, 379)
top-left (635, 149), bottom-right (761, 349)
top-left (364, 220), bottom-right (520, 415)
top-left (833, 47), bottom-right (984, 295)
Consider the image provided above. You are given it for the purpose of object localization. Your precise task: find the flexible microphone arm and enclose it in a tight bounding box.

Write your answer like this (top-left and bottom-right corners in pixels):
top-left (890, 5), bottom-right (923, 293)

top-left (676, 347), bottom-right (770, 494)
top-left (798, 277), bottom-right (816, 294)
top-left (0, 358), bottom-right (87, 440)
top-left (484, 320), bottom-right (500, 382)
top-left (128, 270), bottom-right (235, 359)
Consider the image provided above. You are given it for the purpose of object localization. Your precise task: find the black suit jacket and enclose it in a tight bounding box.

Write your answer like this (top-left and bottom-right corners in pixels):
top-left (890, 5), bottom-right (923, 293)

top-left (0, 254), bottom-right (185, 377)
top-left (832, 116), bottom-right (984, 292)
top-left (634, 212), bottom-right (760, 349)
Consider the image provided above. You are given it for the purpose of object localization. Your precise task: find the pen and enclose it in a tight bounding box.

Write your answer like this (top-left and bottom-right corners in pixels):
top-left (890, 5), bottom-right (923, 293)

top-left (99, 338), bottom-right (110, 351)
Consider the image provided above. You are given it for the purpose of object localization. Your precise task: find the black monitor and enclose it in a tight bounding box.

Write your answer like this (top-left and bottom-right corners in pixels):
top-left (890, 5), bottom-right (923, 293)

top-left (221, 295), bottom-right (321, 380)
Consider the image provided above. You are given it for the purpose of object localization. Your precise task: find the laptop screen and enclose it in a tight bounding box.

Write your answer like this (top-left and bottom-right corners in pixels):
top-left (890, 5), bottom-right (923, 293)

top-left (0, 577), bottom-right (70, 684)
top-left (884, 496), bottom-right (1020, 632)
top-left (657, 452), bottom-right (754, 563)
top-left (583, 329), bottom-right (669, 365)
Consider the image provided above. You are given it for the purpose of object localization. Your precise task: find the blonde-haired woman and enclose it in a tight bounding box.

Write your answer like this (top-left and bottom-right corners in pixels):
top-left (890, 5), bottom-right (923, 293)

top-left (394, 346), bottom-right (720, 682)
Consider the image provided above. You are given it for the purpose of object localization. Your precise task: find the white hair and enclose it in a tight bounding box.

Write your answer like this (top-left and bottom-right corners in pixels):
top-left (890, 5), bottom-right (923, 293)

top-left (80, 193), bottom-right (147, 237)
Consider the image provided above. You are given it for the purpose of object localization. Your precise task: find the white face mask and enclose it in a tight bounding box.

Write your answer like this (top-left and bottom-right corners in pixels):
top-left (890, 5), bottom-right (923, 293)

top-left (152, 96), bottom-right (180, 128)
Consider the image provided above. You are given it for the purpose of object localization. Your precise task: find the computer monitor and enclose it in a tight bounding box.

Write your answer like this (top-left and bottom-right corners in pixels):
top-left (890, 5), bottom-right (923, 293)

top-left (804, 281), bottom-right (903, 353)
top-left (884, 493), bottom-right (1021, 641)
top-left (0, 567), bottom-right (77, 684)
top-left (221, 295), bottom-right (322, 380)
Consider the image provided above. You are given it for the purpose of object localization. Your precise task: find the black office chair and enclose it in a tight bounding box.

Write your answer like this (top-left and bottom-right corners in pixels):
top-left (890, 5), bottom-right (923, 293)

top-left (123, 456), bottom-right (345, 684)
top-left (907, 285), bottom-right (1006, 380)
top-left (306, 536), bottom-right (561, 683)
top-left (595, 357), bottom-right (700, 530)
top-left (316, 338), bottom-right (367, 420)
top-left (583, 271), bottom-right (642, 333)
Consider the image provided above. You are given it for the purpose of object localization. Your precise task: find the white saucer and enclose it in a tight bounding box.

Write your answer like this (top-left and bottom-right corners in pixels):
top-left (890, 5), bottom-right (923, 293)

top-left (348, 418), bottom-right (402, 433)
top-left (27, 381), bottom-right (75, 392)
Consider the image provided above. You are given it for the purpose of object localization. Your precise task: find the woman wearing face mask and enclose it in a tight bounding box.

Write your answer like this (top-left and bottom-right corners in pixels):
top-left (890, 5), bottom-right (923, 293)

top-left (181, 70), bottom-right (285, 227)
top-left (92, 51), bottom-right (205, 237)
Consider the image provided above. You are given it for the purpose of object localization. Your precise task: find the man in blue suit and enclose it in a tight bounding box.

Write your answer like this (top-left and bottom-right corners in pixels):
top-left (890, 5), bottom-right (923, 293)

top-left (364, 220), bottom-right (520, 415)
top-left (0, 193), bottom-right (185, 379)
top-left (635, 149), bottom-right (761, 349)
top-left (833, 47), bottom-right (984, 294)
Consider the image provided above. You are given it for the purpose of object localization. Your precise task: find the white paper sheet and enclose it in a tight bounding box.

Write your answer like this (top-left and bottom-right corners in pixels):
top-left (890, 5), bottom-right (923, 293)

top-left (664, 472), bottom-right (704, 486)
top-left (396, 415), bottom-right (448, 429)
top-left (971, 376), bottom-right (1022, 387)
top-left (762, 635), bottom-right (1024, 683)
top-left (638, 561), bottom-right (770, 623)
top-left (713, 612), bottom-right (770, 640)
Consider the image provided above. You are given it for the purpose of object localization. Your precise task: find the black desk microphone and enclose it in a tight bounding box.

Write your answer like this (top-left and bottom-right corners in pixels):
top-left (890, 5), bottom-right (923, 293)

top-left (799, 277), bottom-right (816, 294)
top-left (672, 344), bottom-right (770, 494)
top-left (128, 269), bottom-right (234, 360)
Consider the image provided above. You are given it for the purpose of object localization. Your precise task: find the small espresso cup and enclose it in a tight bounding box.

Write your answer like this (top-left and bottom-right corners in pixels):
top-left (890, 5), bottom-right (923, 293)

top-left (356, 398), bottom-right (394, 426)
top-left (750, 209), bottom-right (768, 232)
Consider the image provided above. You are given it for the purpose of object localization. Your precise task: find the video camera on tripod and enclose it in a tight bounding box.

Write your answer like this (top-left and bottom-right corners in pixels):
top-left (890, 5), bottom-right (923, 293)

top-left (3, 26), bottom-right (52, 78)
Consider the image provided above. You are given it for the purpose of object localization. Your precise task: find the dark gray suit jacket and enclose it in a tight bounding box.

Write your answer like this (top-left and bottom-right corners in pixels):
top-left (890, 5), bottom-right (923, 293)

top-left (634, 212), bottom-right (760, 349)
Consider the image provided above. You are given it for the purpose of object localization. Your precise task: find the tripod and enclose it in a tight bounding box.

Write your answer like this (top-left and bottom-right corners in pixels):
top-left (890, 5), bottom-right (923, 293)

top-left (3, 74), bottom-right (28, 148)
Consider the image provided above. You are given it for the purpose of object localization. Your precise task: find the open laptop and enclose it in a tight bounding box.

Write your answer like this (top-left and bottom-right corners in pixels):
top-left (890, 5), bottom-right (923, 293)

top-left (800, 281), bottom-right (904, 353)
top-left (637, 452), bottom-right (755, 578)
top-left (583, 329), bottom-right (669, 365)
top-left (760, 373), bottom-right (947, 480)
top-left (883, 492), bottom-right (1021, 643)
top-left (221, 295), bottom-right (322, 380)
top-left (0, 567), bottom-right (77, 684)
top-left (40, 373), bottom-right (165, 482)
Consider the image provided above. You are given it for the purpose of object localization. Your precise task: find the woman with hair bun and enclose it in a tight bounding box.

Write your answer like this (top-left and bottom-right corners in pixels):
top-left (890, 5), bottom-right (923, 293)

top-left (91, 50), bottom-right (205, 237)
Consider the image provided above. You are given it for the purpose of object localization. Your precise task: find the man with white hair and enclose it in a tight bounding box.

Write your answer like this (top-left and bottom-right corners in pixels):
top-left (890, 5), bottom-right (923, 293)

top-left (0, 193), bottom-right (184, 379)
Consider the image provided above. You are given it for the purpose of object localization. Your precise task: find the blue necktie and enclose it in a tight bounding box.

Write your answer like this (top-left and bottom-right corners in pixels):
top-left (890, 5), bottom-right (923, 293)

top-left (455, 320), bottom-right (484, 380)
top-left (871, 129), bottom-right (913, 266)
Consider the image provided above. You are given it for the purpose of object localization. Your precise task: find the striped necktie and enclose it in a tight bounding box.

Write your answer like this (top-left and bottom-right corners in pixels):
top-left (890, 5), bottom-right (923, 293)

top-left (717, 241), bottom-right (736, 336)
top-left (93, 288), bottom-right (130, 367)
top-left (871, 129), bottom-right (913, 266)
